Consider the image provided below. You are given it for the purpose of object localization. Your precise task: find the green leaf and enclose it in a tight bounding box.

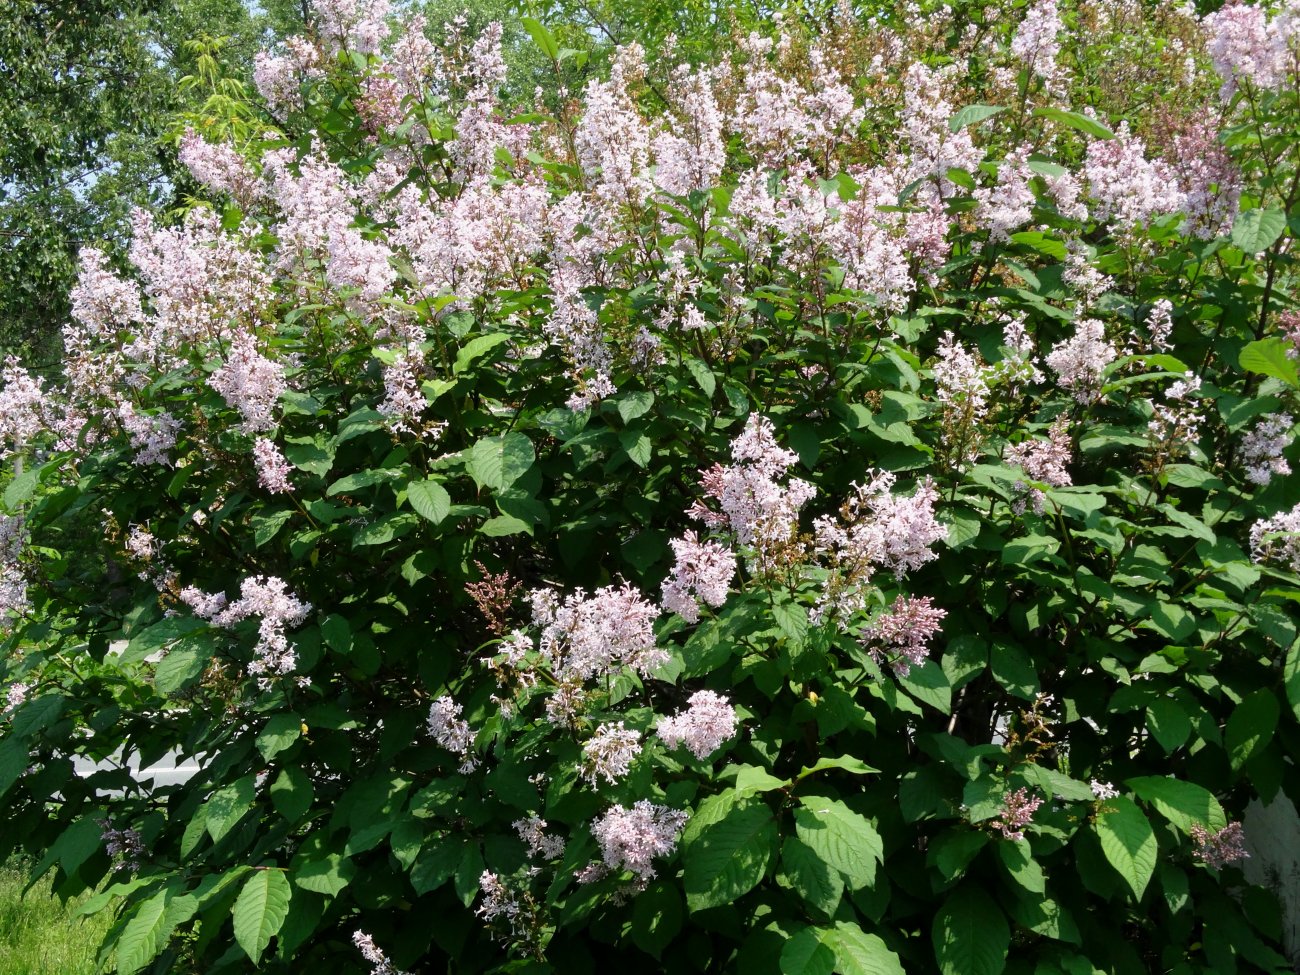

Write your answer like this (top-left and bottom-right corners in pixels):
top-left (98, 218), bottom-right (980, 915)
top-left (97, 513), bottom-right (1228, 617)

top-left (466, 432), bottom-right (535, 492)
top-left (271, 766), bottom-right (313, 822)
top-left (933, 884), bottom-right (1010, 975)
top-left (1147, 698), bottom-right (1192, 753)
top-left (949, 104), bottom-right (1006, 133)
top-left (153, 639), bottom-right (211, 694)
top-left (1127, 776), bottom-right (1226, 834)
top-left (293, 853), bottom-right (357, 896)
top-left (1231, 208), bottom-right (1287, 254)
top-left (1095, 796), bottom-right (1157, 900)
top-left (453, 332), bottom-right (510, 373)
top-left (1031, 107), bottom-right (1115, 140)
top-left (3, 468), bottom-right (39, 511)
top-left (0, 736), bottom-right (28, 798)
top-left (1285, 642), bottom-right (1300, 724)
top-left (206, 775), bottom-right (257, 843)
top-left (1002, 534), bottom-right (1059, 566)
top-left (996, 840), bottom-right (1045, 893)
top-left (326, 467), bottom-right (403, 496)
top-left (257, 713), bottom-right (302, 762)
top-left (232, 869), bottom-right (292, 964)
top-left (781, 927), bottom-right (836, 975)
top-left (1225, 688), bottom-right (1279, 771)
top-left (685, 357), bottom-right (716, 398)
top-left (683, 798), bottom-right (777, 911)
top-left (520, 16), bottom-right (559, 59)
top-left (620, 427), bottom-right (653, 468)
top-left (797, 754), bottom-right (879, 779)
top-left (252, 508), bottom-right (294, 547)
top-left (828, 921), bottom-right (906, 975)
top-left (116, 888), bottom-right (173, 974)
top-left (411, 839), bottom-right (464, 895)
top-left (795, 796), bottom-right (882, 890)
top-left (1238, 338), bottom-right (1300, 388)
top-left (616, 391), bottom-right (655, 423)
top-left (780, 837), bottom-right (844, 918)
top-left (407, 478), bottom-right (451, 524)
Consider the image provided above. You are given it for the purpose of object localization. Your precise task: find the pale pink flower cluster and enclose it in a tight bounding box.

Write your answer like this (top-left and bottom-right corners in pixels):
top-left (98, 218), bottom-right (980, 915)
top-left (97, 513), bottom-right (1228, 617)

top-left (4, 680), bottom-right (29, 712)
top-left (900, 63), bottom-right (983, 190)
top-left (377, 352), bottom-right (444, 440)
top-left (253, 439), bottom-right (294, 494)
top-left (427, 695), bottom-right (478, 772)
top-left (1203, 1), bottom-right (1295, 98)
top-left (830, 169), bottom-right (920, 307)
top-left (353, 930), bottom-right (410, 975)
top-left (68, 248), bottom-right (142, 338)
top-left (356, 74), bottom-right (404, 136)
top-left (1083, 125), bottom-right (1184, 228)
top-left (934, 333), bottom-right (990, 431)
top-left (1169, 123), bottom-right (1241, 239)
top-left (1006, 416), bottom-right (1073, 514)
top-left (1190, 821), bottom-right (1250, 869)
top-left (514, 816), bottom-right (565, 860)
top-left (178, 129), bottom-right (258, 204)
top-left (313, 0), bottom-right (391, 55)
top-left (973, 147), bottom-right (1036, 241)
top-left (993, 787), bottom-right (1043, 840)
top-left (115, 402), bottom-right (182, 466)
top-left (253, 37), bottom-right (323, 113)
top-left (689, 415), bottom-right (816, 573)
top-left (450, 24), bottom-right (524, 182)
top-left (124, 525), bottom-right (159, 563)
top-left (660, 531), bottom-right (736, 623)
top-left (477, 871), bottom-right (533, 942)
top-left (1144, 299), bottom-right (1175, 352)
top-left (325, 228), bottom-right (396, 304)
top-left (1148, 372), bottom-right (1205, 458)
top-left (1090, 780), bottom-right (1119, 800)
top-left (576, 47), bottom-right (652, 208)
top-left (0, 516), bottom-right (29, 624)
top-left (588, 801), bottom-right (688, 883)
top-left (1240, 414), bottom-right (1293, 485)
top-left (208, 332), bottom-right (287, 434)
top-left (181, 575), bottom-right (312, 686)
top-left (0, 359), bottom-right (46, 460)
top-left (1063, 241), bottom-right (1112, 306)
top-left (1250, 503), bottom-right (1300, 572)
top-left (1011, 0), bottom-right (1064, 84)
top-left (531, 583), bottom-right (667, 681)
top-left (863, 595), bottom-right (947, 677)
top-left (652, 64), bottom-right (725, 196)
top-left (1045, 319), bottom-right (1116, 403)
top-left (656, 690), bottom-right (738, 759)
top-left (582, 722), bottom-right (643, 785)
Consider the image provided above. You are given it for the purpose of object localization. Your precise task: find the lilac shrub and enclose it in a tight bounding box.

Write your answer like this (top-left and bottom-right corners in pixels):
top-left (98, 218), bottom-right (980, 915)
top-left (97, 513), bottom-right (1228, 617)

top-left (0, 1), bottom-right (1299, 973)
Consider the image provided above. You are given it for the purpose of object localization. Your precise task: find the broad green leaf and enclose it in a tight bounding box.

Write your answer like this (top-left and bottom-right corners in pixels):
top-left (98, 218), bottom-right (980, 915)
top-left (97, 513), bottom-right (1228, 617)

top-left (1032, 107), bottom-right (1115, 140)
top-left (153, 639), bottom-right (210, 694)
top-left (453, 332), bottom-right (510, 373)
top-left (206, 775), bottom-right (257, 843)
top-left (116, 888), bottom-right (174, 975)
top-left (519, 16), bottom-right (559, 59)
top-left (620, 427), bottom-right (652, 468)
top-left (407, 479), bottom-right (451, 524)
top-left (256, 713), bottom-right (302, 762)
top-left (616, 390), bottom-right (655, 423)
top-left (232, 869), bottom-right (292, 963)
top-left (949, 104), bottom-right (1006, 133)
top-left (1239, 338), bottom-right (1300, 388)
top-left (1231, 208), bottom-right (1286, 254)
top-left (1127, 776), bottom-right (1226, 834)
top-left (271, 766), bottom-right (313, 822)
top-left (293, 853), bottom-right (357, 896)
top-left (781, 927), bottom-right (836, 975)
top-left (933, 884), bottom-right (1010, 975)
top-left (1225, 688), bottom-right (1279, 771)
top-left (683, 798), bottom-right (777, 911)
top-left (466, 432), bottom-right (535, 492)
top-left (411, 839), bottom-right (464, 895)
top-left (780, 837), bottom-right (844, 918)
top-left (829, 921), bottom-right (906, 975)
top-left (996, 841), bottom-right (1045, 893)
top-left (1147, 698), bottom-right (1192, 753)
top-left (1095, 796), bottom-right (1156, 900)
top-left (797, 754), bottom-right (879, 779)
top-left (326, 467), bottom-right (403, 496)
top-left (1285, 641), bottom-right (1300, 723)
top-left (795, 796), bottom-right (882, 890)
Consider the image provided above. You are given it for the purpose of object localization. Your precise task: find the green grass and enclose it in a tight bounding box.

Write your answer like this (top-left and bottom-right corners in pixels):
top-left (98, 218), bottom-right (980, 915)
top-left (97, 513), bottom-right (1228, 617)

top-left (0, 859), bottom-right (113, 975)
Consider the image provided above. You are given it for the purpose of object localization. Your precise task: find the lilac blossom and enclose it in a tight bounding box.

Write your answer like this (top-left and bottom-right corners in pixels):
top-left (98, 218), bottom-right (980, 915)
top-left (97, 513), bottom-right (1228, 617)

top-left (1045, 319), bottom-right (1116, 403)
top-left (514, 816), bottom-right (565, 860)
top-left (1250, 503), bottom-right (1300, 573)
top-left (0, 516), bottom-right (27, 625)
top-left (1011, 0), bottom-right (1064, 85)
top-left (1203, 1), bottom-right (1290, 98)
top-left (660, 531), bottom-right (736, 623)
top-left (116, 402), bottom-right (182, 466)
top-left (0, 358), bottom-right (46, 460)
top-left (1083, 124), bottom-right (1184, 228)
top-left (656, 690), bottom-right (738, 759)
top-left (68, 248), bottom-right (142, 338)
top-left (1190, 821), bottom-right (1250, 869)
top-left (588, 801), bottom-right (688, 883)
top-left (1240, 414), bottom-right (1293, 485)
top-left (253, 439), bottom-right (295, 494)
top-left (178, 129), bottom-right (258, 204)
top-left (182, 575), bottom-right (312, 687)
top-left (531, 583), bottom-right (666, 681)
top-left (1144, 299), bottom-right (1175, 352)
top-left (992, 787), bottom-right (1043, 840)
top-left (427, 695), bottom-right (478, 773)
top-left (1006, 416), bottom-right (1073, 514)
top-left (208, 332), bottom-right (287, 434)
top-left (353, 930), bottom-right (410, 975)
top-left (581, 722), bottom-right (642, 785)
top-left (863, 595), bottom-right (947, 677)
